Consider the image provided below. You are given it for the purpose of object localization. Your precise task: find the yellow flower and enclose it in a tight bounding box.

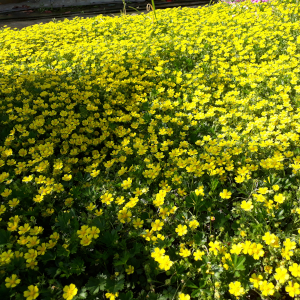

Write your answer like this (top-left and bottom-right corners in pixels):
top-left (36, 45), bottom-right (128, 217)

top-left (77, 225), bottom-right (91, 238)
top-left (121, 177), bottom-right (132, 189)
top-left (133, 218), bottom-right (144, 229)
top-left (274, 193), bottom-right (285, 204)
top-left (5, 274), bottom-right (21, 288)
top-left (209, 241), bottom-right (221, 255)
top-left (289, 263), bottom-right (300, 278)
top-left (240, 230), bottom-right (247, 237)
top-left (37, 243), bottom-right (47, 255)
top-left (115, 196), bottom-right (125, 205)
top-left (90, 169), bottom-right (100, 177)
top-left (117, 208), bottom-right (132, 223)
top-left (241, 200), bottom-right (253, 211)
top-left (178, 293), bottom-right (190, 300)
top-left (105, 292), bottom-right (119, 300)
top-left (220, 189), bottom-right (232, 199)
top-left (259, 280), bottom-right (274, 296)
top-left (63, 284), bottom-right (78, 300)
top-left (1, 188), bottom-right (12, 197)
top-left (157, 255), bottom-right (173, 271)
top-left (65, 198), bottom-right (74, 206)
top-left (24, 249), bottom-right (38, 262)
top-left (7, 222), bottom-right (18, 231)
top-left (175, 224), bottom-right (188, 236)
top-left (250, 273), bottom-right (263, 288)
top-left (257, 187), bottom-right (268, 194)
top-left (262, 232), bottom-right (276, 245)
top-left (126, 265), bottom-right (134, 275)
top-left (101, 193), bottom-right (114, 205)
top-left (193, 249), bottom-right (205, 261)
top-left (24, 285), bottom-right (39, 300)
top-left (151, 219), bottom-right (164, 231)
top-left (230, 243), bottom-right (243, 255)
top-left (0, 204), bottom-right (6, 215)
top-left (46, 239), bottom-right (57, 249)
top-left (86, 203), bottom-right (96, 211)
top-left (26, 236), bottom-right (40, 248)
top-left (80, 235), bottom-right (93, 246)
top-left (8, 198), bottom-right (20, 208)
top-left (94, 209), bottom-right (103, 216)
top-left (188, 220), bottom-right (199, 230)
top-left (251, 243), bottom-right (264, 260)
top-left (18, 223), bottom-right (31, 235)
top-left (179, 247), bottom-right (191, 258)
top-left (229, 281), bottom-right (245, 297)
top-left (50, 232), bottom-right (60, 241)
top-left (265, 265), bottom-right (273, 274)
top-left (194, 186), bottom-right (204, 196)
top-left (286, 281), bottom-right (300, 298)
top-left (89, 226), bottom-right (100, 239)
top-left (62, 174), bottom-right (72, 181)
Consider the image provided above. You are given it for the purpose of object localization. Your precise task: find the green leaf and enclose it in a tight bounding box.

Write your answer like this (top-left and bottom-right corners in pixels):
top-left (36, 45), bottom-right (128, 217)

top-left (55, 211), bottom-right (71, 231)
top-left (91, 218), bottom-right (106, 231)
top-left (0, 282), bottom-right (11, 299)
top-left (46, 267), bottom-right (60, 278)
top-left (76, 287), bottom-right (88, 299)
top-left (0, 229), bottom-right (11, 247)
top-left (191, 289), bottom-right (201, 297)
top-left (232, 254), bottom-right (246, 271)
top-left (40, 250), bottom-right (56, 263)
top-left (185, 280), bottom-right (198, 289)
top-left (56, 244), bottom-right (70, 257)
top-left (70, 258), bottom-right (85, 275)
top-left (119, 291), bottom-right (133, 300)
top-left (86, 277), bottom-right (107, 294)
top-left (160, 287), bottom-right (176, 300)
top-left (193, 232), bottom-right (207, 245)
top-left (113, 251), bottom-right (131, 266)
top-left (68, 243), bottom-right (78, 255)
top-left (276, 209), bottom-right (285, 220)
top-left (101, 229), bottom-right (118, 246)
top-left (69, 216), bottom-right (79, 233)
top-left (74, 171), bottom-right (84, 183)
top-left (130, 243), bottom-right (142, 258)
top-left (106, 278), bottom-right (124, 294)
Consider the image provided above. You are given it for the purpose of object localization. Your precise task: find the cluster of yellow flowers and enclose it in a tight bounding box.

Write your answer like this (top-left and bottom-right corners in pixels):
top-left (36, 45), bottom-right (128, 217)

top-left (151, 247), bottom-right (173, 271)
top-left (1, 0), bottom-right (300, 298)
top-left (77, 225), bottom-right (100, 246)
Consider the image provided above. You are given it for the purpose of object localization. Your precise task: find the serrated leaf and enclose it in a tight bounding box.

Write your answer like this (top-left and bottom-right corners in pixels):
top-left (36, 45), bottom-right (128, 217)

top-left (185, 280), bottom-right (198, 289)
top-left (70, 258), bottom-right (85, 275)
top-left (56, 211), bottom-right (71, 231)
top-left (106, 279), bottom-right (124, 293)
top-left (193, 232), bottom-right (206, 245)
top-left (119, 291), bottom-right (133, 300)
top-left (56, 244), bottom-right (70, 257)
top-left (40, 250), bottom-right (56, 263)
top-left (77, 288), bottom-right (88, 299)
top-left (191, 289), bottom-right (201, 297)
top-left (0, 229), bottom-right (11, 247)
top-left (113, 251), bottom-right (131, 266)
top-left (131, 243), bottom-right (142, 257)
top-left (232, 254), bottom-right (246, 271)
top-left (101, 229), bottom-right (118, 247)
top-left (86, 277), bottom-right (106, 294)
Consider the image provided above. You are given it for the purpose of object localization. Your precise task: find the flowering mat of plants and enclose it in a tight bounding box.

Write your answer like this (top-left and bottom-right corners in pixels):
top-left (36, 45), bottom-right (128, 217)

top-left (1, 0), bottom-right (300, 299)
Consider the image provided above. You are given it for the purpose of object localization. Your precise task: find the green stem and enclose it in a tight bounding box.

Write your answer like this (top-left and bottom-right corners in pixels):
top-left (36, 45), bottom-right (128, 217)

top-left (151, 0), bottom-right (157, 23)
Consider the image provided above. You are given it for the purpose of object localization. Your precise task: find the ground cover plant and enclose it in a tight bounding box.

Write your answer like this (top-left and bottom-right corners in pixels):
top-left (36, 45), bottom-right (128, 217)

top-left (1, 0), bottom-right (300, 298)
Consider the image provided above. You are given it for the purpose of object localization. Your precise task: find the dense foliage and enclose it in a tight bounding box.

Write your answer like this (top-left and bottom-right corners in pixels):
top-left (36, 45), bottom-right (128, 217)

top-left (1, 0), bottom-right (300, 299)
